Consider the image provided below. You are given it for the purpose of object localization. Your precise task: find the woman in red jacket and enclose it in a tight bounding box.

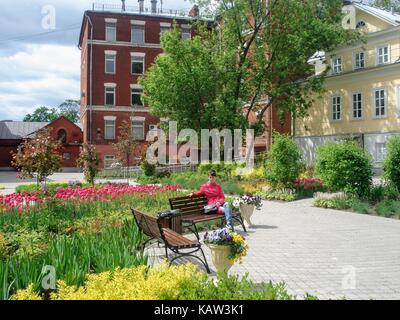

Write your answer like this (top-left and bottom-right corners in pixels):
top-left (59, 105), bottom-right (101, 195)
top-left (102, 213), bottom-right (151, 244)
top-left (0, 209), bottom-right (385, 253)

top-left (190, 170), bottom-right (233, 229)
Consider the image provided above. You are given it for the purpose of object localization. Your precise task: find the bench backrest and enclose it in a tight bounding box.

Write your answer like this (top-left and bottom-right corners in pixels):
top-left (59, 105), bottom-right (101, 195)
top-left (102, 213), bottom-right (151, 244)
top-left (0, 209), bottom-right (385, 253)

top-left (169, 195), bottom-right (208, 216)
top-left (132, 209), bottom-right (162, 240)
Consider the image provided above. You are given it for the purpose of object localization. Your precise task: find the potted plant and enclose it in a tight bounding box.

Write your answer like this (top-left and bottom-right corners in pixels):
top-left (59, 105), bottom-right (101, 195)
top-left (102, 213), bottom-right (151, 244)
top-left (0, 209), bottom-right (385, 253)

top-left (233, 195), bottom-right (262, 227)
top-left (204, 228), bottom-right (248, 273)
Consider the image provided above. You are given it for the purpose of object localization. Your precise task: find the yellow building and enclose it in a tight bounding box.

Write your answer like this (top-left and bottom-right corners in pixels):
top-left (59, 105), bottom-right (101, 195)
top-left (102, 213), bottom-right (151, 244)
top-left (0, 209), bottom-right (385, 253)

top-left (295, 2), bottom-right (400, 170)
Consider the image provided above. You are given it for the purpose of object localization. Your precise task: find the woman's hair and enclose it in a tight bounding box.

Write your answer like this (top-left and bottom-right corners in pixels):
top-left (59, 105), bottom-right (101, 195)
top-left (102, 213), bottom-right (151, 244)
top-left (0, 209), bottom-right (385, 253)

top-left (209, 169), bottom-right (217, 177)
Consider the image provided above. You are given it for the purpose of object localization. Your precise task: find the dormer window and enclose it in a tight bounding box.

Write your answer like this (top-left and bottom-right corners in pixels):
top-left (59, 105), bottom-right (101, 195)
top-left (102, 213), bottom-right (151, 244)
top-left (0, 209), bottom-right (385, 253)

top-left (356, 21), bottom-right (366, 29)
top-left (58, 129), bottom-right (67, 144)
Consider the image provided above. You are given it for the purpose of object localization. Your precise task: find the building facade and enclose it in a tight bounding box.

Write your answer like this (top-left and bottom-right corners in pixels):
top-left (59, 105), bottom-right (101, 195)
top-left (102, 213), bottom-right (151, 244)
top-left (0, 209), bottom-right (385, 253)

top-left (0, 116), bottom-right (83, 171)
top-left (78, 1), bottom-right (203, 168)
top-left (295, 2), bottom-right (400, 170)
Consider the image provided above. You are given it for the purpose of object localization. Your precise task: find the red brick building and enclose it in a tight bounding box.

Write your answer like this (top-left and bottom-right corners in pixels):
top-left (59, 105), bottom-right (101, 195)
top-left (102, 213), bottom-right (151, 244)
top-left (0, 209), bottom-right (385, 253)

top-left (78, 1), bottom-right (202, 168)
top-left (0, 116), bottom-right (83, 171)
top-left (78, 1), bottom-right (291, 167)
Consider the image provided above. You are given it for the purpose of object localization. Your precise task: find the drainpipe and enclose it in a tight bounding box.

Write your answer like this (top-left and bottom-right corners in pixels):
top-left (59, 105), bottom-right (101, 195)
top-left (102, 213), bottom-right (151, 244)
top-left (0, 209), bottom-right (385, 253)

top-left (85, 13), bottom-right (94, 144)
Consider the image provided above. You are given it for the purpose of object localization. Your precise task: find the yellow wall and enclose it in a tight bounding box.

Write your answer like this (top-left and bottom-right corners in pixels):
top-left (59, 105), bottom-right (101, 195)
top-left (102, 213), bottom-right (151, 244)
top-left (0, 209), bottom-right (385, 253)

top-left (296, 6), bottom-right (400, 138)
top-left (296, 72), bottom-right (400, 136)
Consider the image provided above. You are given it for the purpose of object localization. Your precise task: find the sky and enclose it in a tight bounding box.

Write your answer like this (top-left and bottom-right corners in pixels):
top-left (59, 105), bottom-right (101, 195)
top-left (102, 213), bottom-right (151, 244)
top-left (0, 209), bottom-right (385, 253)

top-left (0, 0), bottom-right (191, 121)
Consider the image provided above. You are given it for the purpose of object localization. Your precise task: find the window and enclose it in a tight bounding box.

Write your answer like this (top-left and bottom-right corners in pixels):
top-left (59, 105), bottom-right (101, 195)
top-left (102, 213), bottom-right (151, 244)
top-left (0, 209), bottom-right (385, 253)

top-left (131, 55), bottom-right (144, 74)
top-left (149, 124), bottom-right (158, 131)
top-left (160, 26), bottom-right (170, 37)
top-left (105, 87), bottom-right (115, 106)
top-left (132, 120), bottom-right (145, 140)
top-left (105, 120), bottom-right (116, 140)
top-left (374, 89), bottom-right (386, 118)
top-left (376, 143), bottom-right (387, 162)
top-left (131, 88), bottom-right (143, 106)
top-left (352, 92), bottom-right (363, 119)
top-left (377, 45), bottom-right (389, 65)
top-left (332, 96), bottom-right (341, 121)
top-left (105, 54), bottom-right (116, 74)
top-left (105, 23), bottom-right (116, 42)
top-left (63, 153), bottom-right (71, 161)
top-left (354, 52), bottom-right (365, 70)
top-left (181, 27), bottom-right (192, 41)
top-left (132, 25), bottom-right (145, 44)
top-left (356, 21), bottom-right (366, 29)
top-left (57, 129), bottom-right (67, 144)
top-left (104, 155), bottom-right (116, 168)
top-left (332, 57), bottom-right (342, 74)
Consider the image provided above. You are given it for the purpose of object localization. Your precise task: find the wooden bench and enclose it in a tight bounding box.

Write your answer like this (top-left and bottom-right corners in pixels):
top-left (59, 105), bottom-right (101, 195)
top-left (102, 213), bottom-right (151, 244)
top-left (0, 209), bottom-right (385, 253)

top-left (169, 195), bottom-right (247, 239)
top-left (132, 208), bottom-right (210, 273)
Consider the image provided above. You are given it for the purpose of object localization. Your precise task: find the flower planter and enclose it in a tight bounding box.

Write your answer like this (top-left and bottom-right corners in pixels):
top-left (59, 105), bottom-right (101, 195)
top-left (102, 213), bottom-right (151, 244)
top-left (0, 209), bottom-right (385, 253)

top-left (240, 204), bottom-right (255, 227)
top-left (206, 244), bottom-right (233, 273)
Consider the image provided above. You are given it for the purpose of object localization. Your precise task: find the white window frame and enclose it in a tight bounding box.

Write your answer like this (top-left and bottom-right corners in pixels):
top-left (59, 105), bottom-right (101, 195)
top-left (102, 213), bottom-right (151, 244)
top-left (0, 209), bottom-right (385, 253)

top-left (131, 87), bottom-right (143, 107)
top-left (131, 21), bottom-right (145, 44)
top-left (353, 51), bottom-right (365, 70)
top-left (131, 53), bottom-right (145, 75)
top-left (373, 88), bottom-right (387, 119)
top-left (332, 57), bottom-right (343, 74)
top-left (105, 53), bottom-right (116, 74)
top-left (149, 124), bottom-right (158, 131)
top-left (131, 117), bottom-right (145, 141)
top-left (181, 27), bottom-right (192, 41)
top-left (351, 91), bottom-right (363, 120)
top-left (376, 142), bottom-right (387, 163)
top-left (331, 95), bottom-right (342, 121)
top-left (105, 86), bottom-right (116, 106)
top-left (376, 44), bottom-right (390, 66)
top-left (160, 22), bottom-right (171, 39)
top-left (105, 22), bottom-right (117, 42)
top-left (104, 119), bottom-right (116, 140)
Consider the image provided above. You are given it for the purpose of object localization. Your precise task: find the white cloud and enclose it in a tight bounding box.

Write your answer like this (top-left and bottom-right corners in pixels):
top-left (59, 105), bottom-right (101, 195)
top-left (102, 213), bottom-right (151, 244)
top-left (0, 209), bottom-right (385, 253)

top-left (0, 44), bottom-right (80, 120)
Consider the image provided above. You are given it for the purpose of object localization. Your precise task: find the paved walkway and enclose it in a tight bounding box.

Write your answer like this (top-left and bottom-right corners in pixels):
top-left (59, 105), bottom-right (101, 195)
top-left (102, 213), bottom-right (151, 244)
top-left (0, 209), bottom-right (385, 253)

top-left (148, 199), bottom-right (400, 300)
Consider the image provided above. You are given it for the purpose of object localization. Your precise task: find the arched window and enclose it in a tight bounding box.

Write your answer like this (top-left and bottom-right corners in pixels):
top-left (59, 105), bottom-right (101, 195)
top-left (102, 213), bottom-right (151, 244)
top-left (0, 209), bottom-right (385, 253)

top-left (356, 21), bottom-right (366, 29)
top-left (58, 129), bottom-right (67, 144)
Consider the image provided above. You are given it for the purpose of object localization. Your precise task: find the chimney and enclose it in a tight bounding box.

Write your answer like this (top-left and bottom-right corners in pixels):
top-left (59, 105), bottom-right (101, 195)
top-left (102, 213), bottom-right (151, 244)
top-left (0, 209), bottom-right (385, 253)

top-left (121, 0), bottom-right (126, 12)
top-left (189, 5), bottom-right (200, 18)
top-left (151, 0), bottom-right (157, 14)
top-left (138, 0), bottom-right (144, 13)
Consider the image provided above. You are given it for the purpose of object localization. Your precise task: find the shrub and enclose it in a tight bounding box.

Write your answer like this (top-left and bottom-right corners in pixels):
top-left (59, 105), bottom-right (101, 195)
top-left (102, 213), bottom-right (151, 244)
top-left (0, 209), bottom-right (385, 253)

top-left (375, 200), bottom-right (400, 218)
top-left (77, 144), bottom-right (100, 186)
top-left (141, 160), bottom-right (156, 177)
top-left (315, 141), bottom-right (373, 197)
top-left (258, 189), bottom-right (298, 202)
top-left (12, 263), bottom-right (296, 300)
top-left (383, 136), bottom-right (400, 191)
top-left (265, 133), bottom-right (302, 188)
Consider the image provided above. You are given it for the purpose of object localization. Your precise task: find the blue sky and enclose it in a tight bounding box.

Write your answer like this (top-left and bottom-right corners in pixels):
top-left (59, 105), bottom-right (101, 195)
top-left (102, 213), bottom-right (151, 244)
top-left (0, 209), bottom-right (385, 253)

top-left (0, 0), bottom-right (190, 120)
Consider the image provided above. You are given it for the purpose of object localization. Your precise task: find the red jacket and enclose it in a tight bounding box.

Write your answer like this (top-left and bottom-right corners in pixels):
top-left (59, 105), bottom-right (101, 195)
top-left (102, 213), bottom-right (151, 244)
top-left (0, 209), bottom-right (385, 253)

top-left (193, 182), bottom-right (225, 213)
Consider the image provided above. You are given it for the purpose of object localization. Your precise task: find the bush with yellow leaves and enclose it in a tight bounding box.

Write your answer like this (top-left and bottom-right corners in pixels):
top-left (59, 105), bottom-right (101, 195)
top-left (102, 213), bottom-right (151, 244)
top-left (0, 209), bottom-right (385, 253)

top-left (12, 263), bottom-right (296, 300)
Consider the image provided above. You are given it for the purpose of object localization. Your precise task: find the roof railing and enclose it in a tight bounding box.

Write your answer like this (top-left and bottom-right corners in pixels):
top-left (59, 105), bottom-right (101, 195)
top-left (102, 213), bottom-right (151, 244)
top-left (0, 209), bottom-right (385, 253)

top-left (92, 2), bottom-right (192, 18)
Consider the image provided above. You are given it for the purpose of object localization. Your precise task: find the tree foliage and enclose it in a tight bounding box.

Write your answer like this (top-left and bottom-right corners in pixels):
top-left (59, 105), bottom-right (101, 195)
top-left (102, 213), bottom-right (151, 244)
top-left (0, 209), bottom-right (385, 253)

top-left (315, 141), bottom-right (373, 197)
top-left (77, 144), bottom-right (100, 186)
top-left (265, 132), bottom-right (302, 188)
top-left (383, 136), bottom-right (400, 191)
top-left (141, 0), bottom-right (360, 135)
top-left (11, 128), bottom-right (62, 186)
top-left (113, 120), bottom-right (138, 167)
top-left (24, 100), bottom-right (80, 123)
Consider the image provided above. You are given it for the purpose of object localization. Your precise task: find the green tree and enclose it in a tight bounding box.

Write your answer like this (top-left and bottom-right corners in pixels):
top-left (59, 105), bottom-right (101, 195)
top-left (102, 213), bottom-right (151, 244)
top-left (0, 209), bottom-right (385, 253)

top-left (383, 136), bottom-right (400, 190)
top-left (265, 133), bottom-right (302, 188)
top-left (113, 120), bottom-right (138, 168)
top-left (77, 144), bottom-right (100, 186)
top-left (23, 106), bottom-right (59, 122)
top-left (24, 100), bottom-right (80, 123)
top-left (372, 0), bottom-right (400, 12)
top-left (58, 99), bottom-right (80, 123)
top-left (11, 128), bottom-right (62, 188)
top-left (315, 141), bottom-right (373, 197)
top-left (141, 0), bottom-right (360, 135)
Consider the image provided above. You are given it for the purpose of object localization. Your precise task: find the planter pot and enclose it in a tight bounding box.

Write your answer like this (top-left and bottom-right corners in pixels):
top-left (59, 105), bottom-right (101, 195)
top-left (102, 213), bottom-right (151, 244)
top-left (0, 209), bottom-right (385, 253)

top-left (240, 204), bottom-right (255, 227)
top-left (206, 244), bottom-right (233, 273)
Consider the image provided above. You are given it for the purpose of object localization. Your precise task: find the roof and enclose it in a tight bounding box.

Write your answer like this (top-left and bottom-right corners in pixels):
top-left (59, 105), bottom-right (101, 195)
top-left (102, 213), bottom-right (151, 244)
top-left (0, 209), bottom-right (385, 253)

top-left (354, 2), bottom-right (400, 26)
top-left (0, 121), bottom-right (48, 140)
